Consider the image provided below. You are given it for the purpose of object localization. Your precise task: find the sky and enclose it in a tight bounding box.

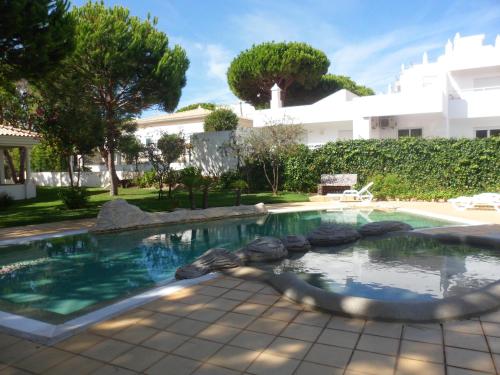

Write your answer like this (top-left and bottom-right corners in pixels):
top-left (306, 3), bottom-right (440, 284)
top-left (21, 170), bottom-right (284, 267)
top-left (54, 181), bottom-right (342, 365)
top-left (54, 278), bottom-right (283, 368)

top-left (71, 0), bottom-right (500, 118)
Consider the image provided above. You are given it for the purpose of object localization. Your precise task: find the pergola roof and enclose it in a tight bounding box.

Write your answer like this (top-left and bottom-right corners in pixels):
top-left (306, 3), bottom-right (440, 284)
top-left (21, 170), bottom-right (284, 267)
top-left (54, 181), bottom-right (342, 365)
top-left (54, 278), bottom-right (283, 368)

top-left (0, 125), bottom-right (40, 147)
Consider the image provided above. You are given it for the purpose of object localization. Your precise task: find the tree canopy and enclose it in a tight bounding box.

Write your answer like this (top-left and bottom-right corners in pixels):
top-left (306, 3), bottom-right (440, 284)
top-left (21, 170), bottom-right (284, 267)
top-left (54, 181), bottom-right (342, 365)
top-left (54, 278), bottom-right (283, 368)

top-left (50, 2), bottom-right (189, 195)
top-left (227, 42), bottom-right (329, 107)
top-left (285, 74), bottom-right (375, 106)
top-left (204, 108), bottom-right (239, 132)
top-left (0, 0), bottom-right (75, 87)
top-left (176, 103), bottom-right (216, 112)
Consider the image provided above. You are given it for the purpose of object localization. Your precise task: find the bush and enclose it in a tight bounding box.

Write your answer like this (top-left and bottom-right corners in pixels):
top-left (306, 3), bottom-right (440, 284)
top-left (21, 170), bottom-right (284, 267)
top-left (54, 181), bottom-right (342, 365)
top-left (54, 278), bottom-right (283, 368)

top-left (59, 187), bottom-right (89, 209)
top-left (203, 108), bottom-right (239, 132)
top-left (133, 171), bottom-right (157, 188)
top-left (0, 192), bottom-right (14, 210)
top-left (370, 174), bottom-right (411, 200)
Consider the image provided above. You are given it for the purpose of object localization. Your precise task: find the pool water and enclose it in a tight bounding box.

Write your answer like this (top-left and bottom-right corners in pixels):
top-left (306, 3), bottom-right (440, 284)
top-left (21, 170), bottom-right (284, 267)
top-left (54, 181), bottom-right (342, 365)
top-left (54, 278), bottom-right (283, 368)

top-left (0, 210), bottom-right (463, 322)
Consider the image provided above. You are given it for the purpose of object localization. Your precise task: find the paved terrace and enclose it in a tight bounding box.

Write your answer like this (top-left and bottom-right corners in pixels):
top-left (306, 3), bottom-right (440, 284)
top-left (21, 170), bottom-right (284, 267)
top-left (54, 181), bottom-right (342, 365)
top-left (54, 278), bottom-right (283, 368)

top-left (2, 275), bottom-right (500, 374)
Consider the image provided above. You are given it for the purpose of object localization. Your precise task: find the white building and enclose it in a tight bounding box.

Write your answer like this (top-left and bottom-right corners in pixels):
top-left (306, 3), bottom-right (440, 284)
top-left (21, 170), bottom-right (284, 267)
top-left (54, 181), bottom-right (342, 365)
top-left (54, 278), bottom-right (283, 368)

top-left (253, 33), bottom-right (500, 146)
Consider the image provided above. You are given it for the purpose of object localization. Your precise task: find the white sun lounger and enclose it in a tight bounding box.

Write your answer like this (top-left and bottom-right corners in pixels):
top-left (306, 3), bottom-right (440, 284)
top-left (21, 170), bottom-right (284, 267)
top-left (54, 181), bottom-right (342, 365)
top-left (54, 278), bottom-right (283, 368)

top-left (327, 182), bottom-right (374, 202)
top-left (449, 193), bottom-right (500, 212)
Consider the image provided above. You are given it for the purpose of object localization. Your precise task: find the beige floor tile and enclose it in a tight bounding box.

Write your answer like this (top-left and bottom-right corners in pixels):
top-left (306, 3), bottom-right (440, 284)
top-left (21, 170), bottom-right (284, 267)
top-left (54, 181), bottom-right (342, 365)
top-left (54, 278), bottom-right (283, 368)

top-left (305, 343), bottom-right (352, 368)
top-left (136, 312), bottom-right (179, 330)
top-left (487, 335), bottom-right (500, 354)
top-left (247, 294), bottom-right (280, 306)
top-left (208, 345), bottom-right (260, 371)
top-left (347, 350), bottom-right (396, 375)
top-left (481, 322), bottom-right (500, 337)
top-left (197, 324), bottom-right (241, 343)
top-left (173, 338), bottom-right (223, 361)
top-left (396, 358), bottom-right (445, 375)
top-left (221, 289), bottom-right (254, 301)
top-left (273, 298), bottom-right (303, 311)
top-left (266, 337), bottom-right (311, 359)
top-left (188, 308), bottom-right (227, 323)
top-left (143, 300), bottom-right (198, 316)
top-left (259, 286), bottom-right (281, 296)
top-left (262, 307), bottom-right (299, 322)
top-left (0, 334), bottom-right (20, 350)
top-left (55, 332), bottom-right (104, 353)
top-left (445, 331), bottom-right (488, 351)
top-left (145, 354), bottom-right (201, 375)
top-left (363, 321), bottom-right (403, 339)
top-left (446, 366), bottom-right (491, 375)
top-left (207, 278), bottom-right (243, 289)
top-left (247, 318), bottom-right (288, 335)
top-left (192, 363), bottom-right (240, 375)
top-left (327, 317), bottom-right (365, 333)
top-left (280, 323), bottom-right (322, 342)
top-left (112, 324), bottom-right (158, 344)
top-left (81, 338), bottom-right (133, 362)
top-left (0, 340), bottom-right (45, 365)
top-left (165, 318), bottom-right (209, 336)
top-left (246, 351), bottom-right (300, 375)
top-left (403, 326), bottom-right (442, 345)
top-left (89, 316), bottom-right (140, 336)
top-left (317, 328), bottom-right (359, 349)
top-left (217, 312), bottom-right (256, 328)
top-left (111, 346), bottom-right (164, 372)
top-left (444, 321), bottom-right (483, 335)
top-left (0, 367), bottom-right (33, 374)
top-left (230, 330), bottom-right (275, 351)
top-left (233, 303), bottom-right (269, 316)
top-left (44, 355), bottom-right (103, 375)
top-left (491, 353), bottom-right (500, 372)
top-left (203, 297), bottom-right (242, 311)
top-left (356, 333), bottom-right (399, 356)
top-left (480, 310), bottom-right (500, 324)
top-left (14, 347), bottom-right (73, 373)
top-left (141, 330), bottom-right (189, 352)
top-left (197, 285), bottom-right (230, 297)
top-left (92, 364), bottom-right (136, 375)
top-left (235, 281), bottom-right (266, 293)
top-left (294, 361), bottom-right (344, 375)
top-left (293, 311), bottom-right (330, 327)
top-left (399, 340), bottom-right (444, 363)
top-left (445, 346), bottom-right (495, 373)
top-left (175, 293), bottom-right (214, 306)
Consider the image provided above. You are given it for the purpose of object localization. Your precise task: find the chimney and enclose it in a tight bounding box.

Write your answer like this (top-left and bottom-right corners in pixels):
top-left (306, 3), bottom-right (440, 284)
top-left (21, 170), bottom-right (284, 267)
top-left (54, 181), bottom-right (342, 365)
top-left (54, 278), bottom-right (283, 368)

top-left (270, 83), bottom-right (283, 109)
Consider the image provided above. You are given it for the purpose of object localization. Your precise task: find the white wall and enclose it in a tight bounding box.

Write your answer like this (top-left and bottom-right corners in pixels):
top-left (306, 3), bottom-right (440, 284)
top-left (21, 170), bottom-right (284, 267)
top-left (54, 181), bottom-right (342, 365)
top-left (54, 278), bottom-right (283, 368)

top-left (0, 181), bottom-right (36, 200)
top-left (32, 171), bottom-right (141, 187)
top-left (449, 117), bottom-right (500, 138)
top-left (136, 122), bottom-right (204, 145)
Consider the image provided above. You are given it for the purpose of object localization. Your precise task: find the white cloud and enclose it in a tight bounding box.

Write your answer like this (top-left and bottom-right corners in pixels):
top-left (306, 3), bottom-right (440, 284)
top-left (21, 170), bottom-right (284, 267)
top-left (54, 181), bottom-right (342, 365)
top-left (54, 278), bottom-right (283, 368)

top-left (204, 44), bottom-right (232, 81)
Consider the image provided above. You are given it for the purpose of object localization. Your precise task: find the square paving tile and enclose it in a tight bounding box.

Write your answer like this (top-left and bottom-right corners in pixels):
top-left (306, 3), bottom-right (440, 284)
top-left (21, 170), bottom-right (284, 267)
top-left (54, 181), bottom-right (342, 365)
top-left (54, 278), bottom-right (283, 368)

top-left (317, 328), bottom-right (359, 349)
top-left (247, 318), bottom-right (288, 335)
top-left (188, 308), bottom-right (227, 323)
top-left (233, 303), bottom-right (269, 316)
top-left (480, 310), bottom-right (500, 324)
top-left (445, 346), bottom-right (495, 373)
top-left (293, 311), bottom-right (330, 327)
top-left (55, 332), bottom-right (104, 353)
top-left (247, 351), bottom-right (300, 375)
top-left (111, 346), bottom-right (164, 372)
top-left (203, 297), bottom-right (242, 312)
top-left (230, 330), bottom-right (275, 350)
top-left (446, 366), bottom-right (490, 375)
top-left (141, 331), bottom-right (190, 352)
top-left (222, 289), bottom-right (254, 301)
top-left (175, 293), bottom-right (215, 306)
top-left (481, 322), bottom-right (500, 337)
top-left (192, 363), bottom-right (241, 375)
top-left (145, 354), bottom-right (201, 375)
top-left (259, 286), bottom-right (281, 296)
top-left (14, 347), bottom-right (73, 373)
top-left (266, 337), bottom-right (312, 359)
top-left (487, 335), bottom-right (500, 354)
top-left (294, 361), bottom-right (344, 375)
top-left (0, 334), bottom-right (20, 350)
top-left (173, 338), bottom-right (223, 361)
top-left (112, 323), bottom-right (158, 344)
top-left (262, 307), bottom-right (299, 322)
top-left (444, 330), bottom-right (488, 351)
top-left (247, 294), bottom-right (280, 306)
top-left (207, 278), bottom-right (243, 289)
top-left (363, 321), bottom-right (403, 339)
top-left (81, 338), bottom-right (133, 362)
top-left (165, 318), bottom-right (210, 336)
top-left (143, 301), bottom-right (198, 316)
top-left (444, 321), bottom-right (483, 335)
top-left (197, 324), bottom-right (241, 343)
top-left (356, 333), bottom-right (399, 356)
top-left (235, 281), bottom-right (265, 293)
top-left (305, 343), bottom-right (352, 368)
top-left (280, 323), bottom-right (322, 342)
top-left (45, 355), bottom-right (103, 375)
top-left (347, 350), bottom-right (396, 375)
top-left (197, 285), bottom-right (230, 297)
top-left (137, 312), bottom-right (179, 330)
top-left (396, 357), bottom-right (445, 375)
top-left (403, 325), bottom-right (442, 345)
top-left (327, 317), bottom-right (365, 333)
top-left (208, 345), bottom-right (260, 372)
top-left (217, 312), bottom-right (256, 328)
top-left (399, 340), bottom-right (444, 363)
top-left (273, 298), bottom-right (303, 311)
top-left (93, 364), bottom-right (137, 375)
top-left (0, 341), bottom-right (48, 366)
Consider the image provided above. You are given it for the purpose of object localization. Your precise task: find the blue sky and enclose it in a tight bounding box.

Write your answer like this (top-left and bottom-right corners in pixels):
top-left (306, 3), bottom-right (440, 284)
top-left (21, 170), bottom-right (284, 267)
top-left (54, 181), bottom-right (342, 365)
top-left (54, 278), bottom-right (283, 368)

top-left (71, 0), bottom-right (500, 118)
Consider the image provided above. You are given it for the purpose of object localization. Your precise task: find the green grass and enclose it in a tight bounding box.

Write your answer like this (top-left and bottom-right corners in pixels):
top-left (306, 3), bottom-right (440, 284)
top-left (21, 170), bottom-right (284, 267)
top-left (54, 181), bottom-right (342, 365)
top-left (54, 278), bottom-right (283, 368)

top-left (0, 187), bottom-right (310, 228)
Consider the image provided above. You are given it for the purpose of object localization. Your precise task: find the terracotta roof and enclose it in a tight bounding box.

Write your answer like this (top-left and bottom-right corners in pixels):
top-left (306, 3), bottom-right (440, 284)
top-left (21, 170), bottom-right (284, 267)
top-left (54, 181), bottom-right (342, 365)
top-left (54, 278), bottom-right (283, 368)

top-left (0, 125), bottom-right (39, 138)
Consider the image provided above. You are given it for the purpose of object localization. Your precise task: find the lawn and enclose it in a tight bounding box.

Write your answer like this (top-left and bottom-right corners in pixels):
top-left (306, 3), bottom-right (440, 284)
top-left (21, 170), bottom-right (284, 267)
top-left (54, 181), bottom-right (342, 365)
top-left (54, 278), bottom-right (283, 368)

top-left (0, 187), bottom-right (310, 228)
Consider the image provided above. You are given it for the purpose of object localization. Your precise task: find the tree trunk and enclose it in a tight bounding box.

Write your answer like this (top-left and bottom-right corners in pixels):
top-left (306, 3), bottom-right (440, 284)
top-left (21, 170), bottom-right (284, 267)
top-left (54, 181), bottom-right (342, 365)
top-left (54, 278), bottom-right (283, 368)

top-left (18, 147), bottom-right (26, 184)
top-left (235, 189), bottom-right (241, 206)
top-left (202, 185), bottom-right (209, 209)
top-left (4, 150), bottom-right (18, 183)
top-left (107, 150), bottom-right (119, 196)
top-left (189, 187), bottom-right (195, 210)
top-left (67, 156), bottom-right (74, 188)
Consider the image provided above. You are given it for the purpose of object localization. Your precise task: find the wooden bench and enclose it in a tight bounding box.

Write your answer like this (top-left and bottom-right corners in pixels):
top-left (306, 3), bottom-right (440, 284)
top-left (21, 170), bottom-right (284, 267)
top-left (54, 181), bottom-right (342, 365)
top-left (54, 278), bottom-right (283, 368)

top-left (317, 174), bottom-right (357, 195)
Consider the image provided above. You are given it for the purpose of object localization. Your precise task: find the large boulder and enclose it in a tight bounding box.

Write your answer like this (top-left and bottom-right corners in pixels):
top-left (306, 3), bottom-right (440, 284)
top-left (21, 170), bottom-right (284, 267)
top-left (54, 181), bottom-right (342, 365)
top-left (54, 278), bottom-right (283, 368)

top-left (93, 199), bottom-right (150, 232)
top-left (175, 248), bottom-right (243, 280)
top-left (281, 235), bottom-right (311, 252)
top-left (307, 224), bottom-right (361, 246)
top-left (359, 221), bottom-right (413, 237)
top-left (243, 237), bottom-right (288, 262)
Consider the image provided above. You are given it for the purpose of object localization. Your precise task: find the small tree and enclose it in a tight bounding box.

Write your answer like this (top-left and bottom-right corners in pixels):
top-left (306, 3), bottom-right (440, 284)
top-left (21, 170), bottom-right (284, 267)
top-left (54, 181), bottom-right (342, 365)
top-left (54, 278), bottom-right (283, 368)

top-left (203, 108), bottom-right (239, 132)
top-left (240, 118), bottom-right (305, 195)
top-left (180, 166), bottom-right (202, 210)
top-left (231, 179), bottom-right (248, 206)
top-left (118, 134), bottom-right (143, 171)
top-left (200, 176), bottom-right (214, 209)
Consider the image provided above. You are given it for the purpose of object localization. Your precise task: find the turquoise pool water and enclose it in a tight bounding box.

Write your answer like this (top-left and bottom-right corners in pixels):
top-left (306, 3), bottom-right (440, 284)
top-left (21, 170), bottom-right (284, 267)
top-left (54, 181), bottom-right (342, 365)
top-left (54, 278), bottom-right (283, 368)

top-left (0, 210), bottom-right (460, 322)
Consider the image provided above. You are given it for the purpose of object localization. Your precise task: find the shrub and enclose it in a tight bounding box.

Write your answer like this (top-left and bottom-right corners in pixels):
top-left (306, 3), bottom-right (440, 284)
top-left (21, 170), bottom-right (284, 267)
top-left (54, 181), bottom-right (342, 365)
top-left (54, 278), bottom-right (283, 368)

top-left (59, 187), bottom-right (89, 209)
top-left (203, 108), bottom-right (239, 132)
top-left (133, 171), bottom-right (157, 188)
top-left (0, 192), bottom-right (14, 210)
top-left (370, 174), bottom-right (411, 200)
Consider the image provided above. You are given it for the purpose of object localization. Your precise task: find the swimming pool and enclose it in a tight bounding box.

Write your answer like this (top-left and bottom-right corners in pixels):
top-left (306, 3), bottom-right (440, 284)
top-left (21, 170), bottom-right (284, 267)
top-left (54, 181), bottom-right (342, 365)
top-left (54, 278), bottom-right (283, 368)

top-left (0, 210), bottom-right (459, 322)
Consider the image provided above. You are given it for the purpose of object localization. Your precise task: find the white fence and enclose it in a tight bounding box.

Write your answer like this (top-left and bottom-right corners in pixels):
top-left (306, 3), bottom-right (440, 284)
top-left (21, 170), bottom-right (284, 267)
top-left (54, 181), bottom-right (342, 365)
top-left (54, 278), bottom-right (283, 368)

top-left (32, 171), bottom-right (142, 187)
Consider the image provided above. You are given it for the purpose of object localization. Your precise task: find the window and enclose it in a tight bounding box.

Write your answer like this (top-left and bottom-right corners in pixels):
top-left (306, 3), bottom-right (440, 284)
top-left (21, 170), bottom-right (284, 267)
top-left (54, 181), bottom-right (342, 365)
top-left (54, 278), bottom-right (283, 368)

top-left (145, 138), bottom-right (153, 146)
top-left (398, 128), bottom-right (422, 138)
top-left (476, 129), bottom-right (500, 138)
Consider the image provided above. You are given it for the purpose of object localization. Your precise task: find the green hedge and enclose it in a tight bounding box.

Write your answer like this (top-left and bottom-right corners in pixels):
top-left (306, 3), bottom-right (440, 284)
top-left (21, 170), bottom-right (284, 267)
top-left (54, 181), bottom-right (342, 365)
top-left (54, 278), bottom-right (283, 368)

top-left (283, 138), bottom-right (500, 198)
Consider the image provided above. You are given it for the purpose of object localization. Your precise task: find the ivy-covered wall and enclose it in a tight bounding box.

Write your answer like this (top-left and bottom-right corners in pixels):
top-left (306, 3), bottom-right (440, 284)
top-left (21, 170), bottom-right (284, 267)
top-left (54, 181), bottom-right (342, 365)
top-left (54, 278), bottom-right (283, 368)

top-left (283, 138), bottom-right (500, 198)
